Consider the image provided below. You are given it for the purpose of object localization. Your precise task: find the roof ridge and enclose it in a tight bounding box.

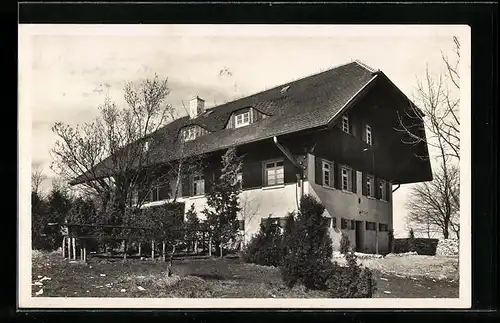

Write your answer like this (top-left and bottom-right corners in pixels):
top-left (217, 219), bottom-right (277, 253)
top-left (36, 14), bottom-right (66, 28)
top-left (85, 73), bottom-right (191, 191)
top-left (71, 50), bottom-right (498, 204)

top-left (209, 60), bottom-right (359, 110)
top-left (354, 59), bottom-right (379, 73)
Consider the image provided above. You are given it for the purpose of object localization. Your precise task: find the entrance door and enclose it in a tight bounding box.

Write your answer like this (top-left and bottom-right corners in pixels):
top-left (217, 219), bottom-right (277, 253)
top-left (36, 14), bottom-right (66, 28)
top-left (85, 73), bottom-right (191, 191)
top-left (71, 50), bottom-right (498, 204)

top-left (355, 221), bottom-right (363, 252)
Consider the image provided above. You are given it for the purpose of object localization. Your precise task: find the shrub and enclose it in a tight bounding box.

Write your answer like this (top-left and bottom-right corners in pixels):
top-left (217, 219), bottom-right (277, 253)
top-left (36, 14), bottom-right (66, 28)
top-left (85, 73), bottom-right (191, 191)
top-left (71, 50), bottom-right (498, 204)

top-left (339, 232), bottom-right (350, 254)
top-left (327, 251), bottom-right (377, 298)
top-left (281, 194), bottom-right (333, 290)
top-left (242, 216), bottom-right (284, 267)
top-left (408, 228), bottom-right (417, 252)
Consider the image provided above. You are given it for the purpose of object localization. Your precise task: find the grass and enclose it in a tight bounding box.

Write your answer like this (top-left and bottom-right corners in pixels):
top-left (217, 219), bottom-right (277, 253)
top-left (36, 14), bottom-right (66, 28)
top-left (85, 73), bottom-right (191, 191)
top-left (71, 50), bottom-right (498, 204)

top-left (31, 250), bottom-right (459, 298)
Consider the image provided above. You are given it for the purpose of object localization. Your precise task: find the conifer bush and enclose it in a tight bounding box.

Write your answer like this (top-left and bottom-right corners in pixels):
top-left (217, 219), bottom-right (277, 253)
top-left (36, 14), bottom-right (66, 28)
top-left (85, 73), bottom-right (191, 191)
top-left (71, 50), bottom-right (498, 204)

top-left (339, 231), bottom-right (351, 254)
top-left (242, 216), bottom-right (284, 267)
top-left (327, 235), bottom-right (377, 298)
top-left (280, 194), bottom-right (333, 290)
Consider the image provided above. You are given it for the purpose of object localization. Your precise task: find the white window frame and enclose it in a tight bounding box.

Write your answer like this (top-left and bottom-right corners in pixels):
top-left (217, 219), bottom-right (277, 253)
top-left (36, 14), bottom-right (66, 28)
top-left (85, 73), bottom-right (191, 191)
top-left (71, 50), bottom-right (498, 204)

top-left (341, 166), bottom-right (352, 192)
top-left (183, 126), bottom-right (197, 142)
top-left (342, 115), bottom-right (350, 134)
top-left (366, 174), bottom-right (375, 198)
top-left (322, 160), bottom-right (333, 187)
top-left (235, 111), bottom-right (251, 128)
top-left (191, 173), bottom-right (205, 196)
top-left (379, 179), bottom-right (387, 201)
top-left (264, 159), bottom-right (284, 186)
top-left (366, 125), bottom-right (372, 145)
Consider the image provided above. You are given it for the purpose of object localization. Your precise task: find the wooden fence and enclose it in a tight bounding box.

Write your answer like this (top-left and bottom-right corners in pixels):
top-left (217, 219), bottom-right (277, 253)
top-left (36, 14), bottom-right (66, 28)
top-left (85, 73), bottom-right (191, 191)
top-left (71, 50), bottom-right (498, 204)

top-left (61, 223), bottom-right (214, 262)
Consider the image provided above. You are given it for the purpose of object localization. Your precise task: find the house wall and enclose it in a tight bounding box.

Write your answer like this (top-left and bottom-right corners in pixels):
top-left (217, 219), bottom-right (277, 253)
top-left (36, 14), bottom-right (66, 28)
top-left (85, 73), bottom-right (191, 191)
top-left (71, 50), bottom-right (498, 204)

top-left (306, 153), bottom-right (392, 254)
top-left (142, 181), bottom-right (301, 245)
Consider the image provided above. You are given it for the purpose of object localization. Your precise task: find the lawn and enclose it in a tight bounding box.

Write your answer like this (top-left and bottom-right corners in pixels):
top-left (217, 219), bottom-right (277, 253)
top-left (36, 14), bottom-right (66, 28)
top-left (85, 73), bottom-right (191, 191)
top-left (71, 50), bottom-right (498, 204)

top-left (31, 250), bottom-right (459, 299)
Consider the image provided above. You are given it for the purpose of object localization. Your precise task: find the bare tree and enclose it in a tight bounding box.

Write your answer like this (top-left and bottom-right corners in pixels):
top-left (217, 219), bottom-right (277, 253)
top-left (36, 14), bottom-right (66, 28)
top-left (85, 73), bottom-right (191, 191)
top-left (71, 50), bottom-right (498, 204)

top-left (406, 163), bottom-right (460, 239)
top-left (51, 74), bottom-right (202, 224)
top-left (31, 165), bottom-right (47, 195)
top-left (239, 193), bottom-right (262, 247)
top-left (398, 37), bottom-right (461, 239)
top-left (396, 36), bottom-right (460, 162)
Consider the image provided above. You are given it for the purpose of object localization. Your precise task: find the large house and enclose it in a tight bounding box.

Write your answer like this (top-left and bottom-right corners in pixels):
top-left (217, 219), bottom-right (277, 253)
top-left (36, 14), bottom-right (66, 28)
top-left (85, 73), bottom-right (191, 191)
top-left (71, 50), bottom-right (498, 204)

top-left (71, 60), bottom-right (432, 254)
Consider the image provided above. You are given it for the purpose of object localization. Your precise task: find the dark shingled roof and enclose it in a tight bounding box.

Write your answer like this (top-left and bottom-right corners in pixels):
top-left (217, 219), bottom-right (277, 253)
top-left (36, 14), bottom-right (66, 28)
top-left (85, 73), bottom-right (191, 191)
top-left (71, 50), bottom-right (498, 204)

top-left (71, 61), bottom-right (378, 185)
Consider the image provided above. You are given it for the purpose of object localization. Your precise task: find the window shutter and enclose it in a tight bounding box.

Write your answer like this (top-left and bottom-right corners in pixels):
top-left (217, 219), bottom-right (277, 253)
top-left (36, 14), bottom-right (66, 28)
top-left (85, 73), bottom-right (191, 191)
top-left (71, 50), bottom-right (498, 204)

top-left (334, 162), bottom-right (341, 189)
top-left (351, 170), bottom-right (357, 193)
top-left (284, 158), bottom-right (297, 184)
top-left (386, 181), bottom-right (391, 202)
top-left (242, 160), bottom-right (262, 189)
top-left (374, 177), bottom-right (381, 199)
top-left (203, 168), bottom-right (213, 193)
top-left (361, 172), bottom-right (367, 196)
top-left (361, 123), bottom-right (366, 143)
top-left (181, 176), bottom-right (190, 197)
top-left (315, 156), bottom-right (322, 185)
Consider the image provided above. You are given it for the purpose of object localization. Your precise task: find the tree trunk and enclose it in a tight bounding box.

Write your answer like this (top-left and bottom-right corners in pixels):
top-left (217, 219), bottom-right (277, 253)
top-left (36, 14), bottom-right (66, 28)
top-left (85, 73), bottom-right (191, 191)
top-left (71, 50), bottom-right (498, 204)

top-left (166, 244), bottom-right (176, 277)
top-left (162, 241), bottom-right (166, 262)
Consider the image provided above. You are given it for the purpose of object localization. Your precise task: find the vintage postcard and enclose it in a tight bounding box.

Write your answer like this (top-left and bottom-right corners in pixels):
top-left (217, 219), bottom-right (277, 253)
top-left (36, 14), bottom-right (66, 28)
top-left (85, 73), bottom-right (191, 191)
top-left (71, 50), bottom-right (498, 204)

top-left (18, 24), bottom-right (471, 308)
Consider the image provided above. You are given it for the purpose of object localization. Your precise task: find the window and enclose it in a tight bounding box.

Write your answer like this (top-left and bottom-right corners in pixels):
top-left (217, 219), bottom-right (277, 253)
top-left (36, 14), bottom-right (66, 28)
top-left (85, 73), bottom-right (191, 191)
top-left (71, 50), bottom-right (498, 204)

top-left (366, 125), bottom-right (372, 145)
top-left (332, 217), bottom-right (337, 228)
top-left (341, 218), bottom-right (355, 230)
top-left (379, 223), bottom-right (389, 232)
top-left (235, 111), bottom-right (250, 128)
top-left (365, 221), bottom-right (376, 231)
top-left (264, 160), bottom-right (284, 186)
top-left (366, 174), bottom-right (375, 198)
top-left (150, 180), bottom-right (170, 202)
top-left (342, 115), bottom-right (350, 134)
top-left (379, 179), bottom-right (387, 201)
top-left (191, 174), bottom-right (205, 196)
top-left (341, 166), bottom-right (352, 192)
top-left (182, 126), bottom-right (197, 142)
top-left (322, 160), bottom-right (333, 187)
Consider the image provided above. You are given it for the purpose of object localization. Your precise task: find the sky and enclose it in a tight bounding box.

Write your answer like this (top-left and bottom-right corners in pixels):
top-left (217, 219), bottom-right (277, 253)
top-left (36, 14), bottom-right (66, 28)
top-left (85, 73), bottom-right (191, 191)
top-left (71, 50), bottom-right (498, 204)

top-left (19, 24), bottom-right (469, 238)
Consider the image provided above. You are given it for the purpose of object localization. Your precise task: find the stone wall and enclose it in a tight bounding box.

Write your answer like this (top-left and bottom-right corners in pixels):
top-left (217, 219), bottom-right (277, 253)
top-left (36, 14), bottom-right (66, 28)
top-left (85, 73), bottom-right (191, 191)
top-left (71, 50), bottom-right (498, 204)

top-left (436, 239), bottom-right (459, 257)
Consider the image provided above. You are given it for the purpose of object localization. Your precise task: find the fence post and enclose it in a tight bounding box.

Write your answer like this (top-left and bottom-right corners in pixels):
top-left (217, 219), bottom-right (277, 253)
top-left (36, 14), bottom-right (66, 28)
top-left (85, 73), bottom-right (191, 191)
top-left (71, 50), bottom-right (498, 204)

top-left (62, 236), bottom-right (66, 258)
top-left (72, 238), bottom-right (76, 260)
top-left (138, 242), bottom-right (142, 257)
top-left (208, 235), bottom-right (212, 257)
top-left (67, 237), bottom-right (71, 259)
top-left (83, 244), bottom-right (87, 262)
top-left (162, 241), bottom-right (166, 262)
top-left (151, 240), bottom-right (155, 260)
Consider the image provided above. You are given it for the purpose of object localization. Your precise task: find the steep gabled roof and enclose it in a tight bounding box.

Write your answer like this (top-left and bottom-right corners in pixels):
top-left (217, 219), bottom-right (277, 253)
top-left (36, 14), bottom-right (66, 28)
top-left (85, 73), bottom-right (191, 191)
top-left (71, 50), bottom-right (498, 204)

top-left (71, 61), bottom-right (378, 185)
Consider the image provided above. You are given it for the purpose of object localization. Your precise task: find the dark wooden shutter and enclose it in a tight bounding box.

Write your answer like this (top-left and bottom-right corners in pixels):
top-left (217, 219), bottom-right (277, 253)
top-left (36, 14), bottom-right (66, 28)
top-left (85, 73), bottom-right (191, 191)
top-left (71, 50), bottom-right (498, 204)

top-left (181, 176), bottom-right (190, 197)
top-left (242, 160), bottom-right (263, 189)
top-left (351, 170), bottom-right (357, 193)
top-left (361, 122), bottom-right (366, 143)
top-left (361, 172), bottom-right (367, 196)
top-left (315, 156), bottom-right (322, 185)
top-left (334, 162), bottom-right (341, 189)
top-left (203, 168), bottom-right (214, 194)
top-left (284, 158), bottom-right (296, 184)
top-left (386, 181), bottom-right (391, 202)
top-left (374, 177), bottom-right (381, 199)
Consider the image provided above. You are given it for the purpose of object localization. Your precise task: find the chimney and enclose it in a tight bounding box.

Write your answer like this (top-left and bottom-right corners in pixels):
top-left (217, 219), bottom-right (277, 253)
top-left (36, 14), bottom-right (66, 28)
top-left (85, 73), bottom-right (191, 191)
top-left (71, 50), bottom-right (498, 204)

top-left (189, 96), bottom-right (205, 118)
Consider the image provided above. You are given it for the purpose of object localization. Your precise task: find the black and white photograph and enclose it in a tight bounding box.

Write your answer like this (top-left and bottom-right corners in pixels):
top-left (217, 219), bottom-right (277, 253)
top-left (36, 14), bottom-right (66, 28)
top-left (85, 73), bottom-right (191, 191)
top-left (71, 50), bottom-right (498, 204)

top-left (18, 24), bottom-right (471, 308)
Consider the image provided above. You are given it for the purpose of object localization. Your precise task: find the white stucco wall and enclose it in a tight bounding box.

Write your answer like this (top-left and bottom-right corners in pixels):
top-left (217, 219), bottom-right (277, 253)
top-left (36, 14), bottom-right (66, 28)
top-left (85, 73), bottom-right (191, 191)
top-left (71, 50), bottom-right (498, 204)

top-left (306, 153), bottom-right (392, 254)
top-left (143, 180), bottom-right (301, 245)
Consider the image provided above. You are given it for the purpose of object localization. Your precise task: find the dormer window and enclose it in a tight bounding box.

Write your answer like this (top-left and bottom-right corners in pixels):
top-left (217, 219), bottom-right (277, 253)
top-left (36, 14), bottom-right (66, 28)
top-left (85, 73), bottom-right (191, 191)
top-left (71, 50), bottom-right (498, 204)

top-left (235, 111), bottom-right (250, 128)
top-left (342, 115), bottom-right (350, 134)
top-left (180, 125), bottom-right (208, 142)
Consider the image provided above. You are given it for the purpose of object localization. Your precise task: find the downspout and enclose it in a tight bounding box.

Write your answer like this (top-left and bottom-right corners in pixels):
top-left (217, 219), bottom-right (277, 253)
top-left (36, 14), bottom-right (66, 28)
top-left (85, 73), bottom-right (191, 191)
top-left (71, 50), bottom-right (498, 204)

top-left (273, 136), bottom-right (304, 209)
